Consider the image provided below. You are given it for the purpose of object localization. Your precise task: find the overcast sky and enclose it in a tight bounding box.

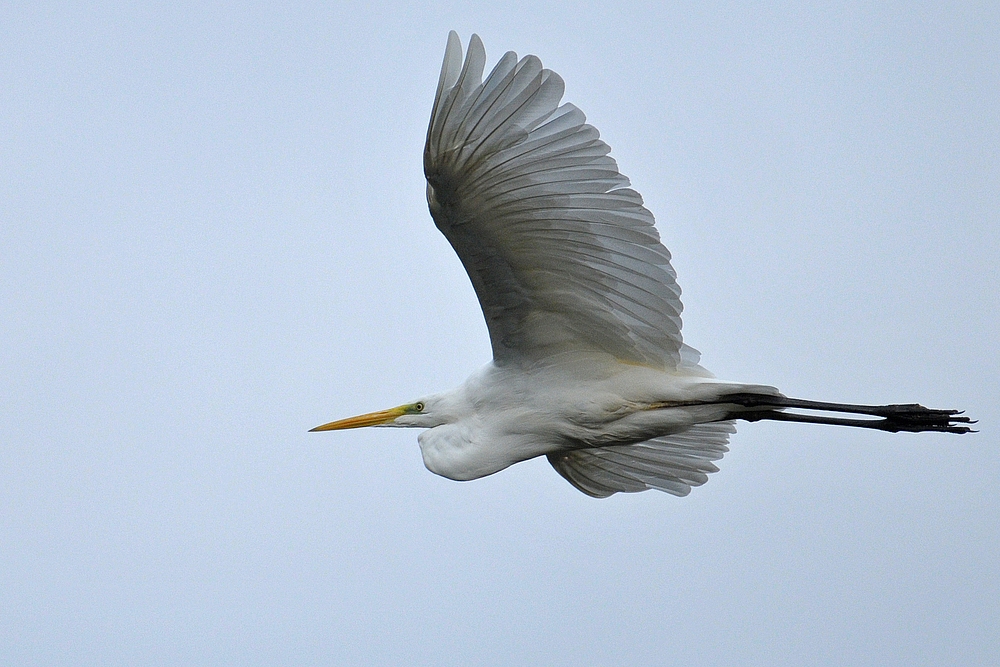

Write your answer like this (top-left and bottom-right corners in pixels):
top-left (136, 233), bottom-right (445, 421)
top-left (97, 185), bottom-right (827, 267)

top-left (2, 2), bottom-right (998, 665)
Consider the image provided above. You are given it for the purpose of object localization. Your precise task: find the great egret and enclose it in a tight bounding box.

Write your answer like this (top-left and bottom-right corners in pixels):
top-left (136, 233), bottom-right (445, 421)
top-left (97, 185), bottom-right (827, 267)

top-left (312, 33), bottom-right (971, 497)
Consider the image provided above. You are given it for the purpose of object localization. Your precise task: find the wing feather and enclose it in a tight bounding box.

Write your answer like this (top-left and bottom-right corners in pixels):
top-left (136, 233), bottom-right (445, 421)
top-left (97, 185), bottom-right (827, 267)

top-left (425, 32), bottom-right (693, 368)
top-left (547, 421), bottom-right (737, 497)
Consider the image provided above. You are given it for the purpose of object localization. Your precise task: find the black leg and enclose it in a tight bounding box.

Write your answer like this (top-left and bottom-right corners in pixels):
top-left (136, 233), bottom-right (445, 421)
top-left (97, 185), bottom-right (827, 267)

top-left (718, 393), bottom-right (975, 434)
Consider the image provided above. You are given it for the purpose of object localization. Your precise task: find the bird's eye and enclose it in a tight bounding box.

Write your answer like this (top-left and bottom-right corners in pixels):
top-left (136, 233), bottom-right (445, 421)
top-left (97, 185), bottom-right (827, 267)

top-left (414, 402), bottom-right (425, 412)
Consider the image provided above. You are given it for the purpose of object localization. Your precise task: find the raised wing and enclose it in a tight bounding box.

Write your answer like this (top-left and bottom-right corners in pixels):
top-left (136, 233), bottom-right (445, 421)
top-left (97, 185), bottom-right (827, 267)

top-left (425, 32), bottom-right (694, 369)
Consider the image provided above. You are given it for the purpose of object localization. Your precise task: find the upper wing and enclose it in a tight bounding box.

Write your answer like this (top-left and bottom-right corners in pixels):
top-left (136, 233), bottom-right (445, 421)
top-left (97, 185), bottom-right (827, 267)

top-left (425, 32), bottom-right (694, 369)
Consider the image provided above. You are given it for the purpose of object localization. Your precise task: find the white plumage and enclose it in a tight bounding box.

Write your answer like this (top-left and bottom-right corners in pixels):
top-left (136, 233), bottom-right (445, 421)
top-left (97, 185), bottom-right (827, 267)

top-left (426, 32), bottom-right (688, 369)
top-left (311, 33), bottom-right (971, 497)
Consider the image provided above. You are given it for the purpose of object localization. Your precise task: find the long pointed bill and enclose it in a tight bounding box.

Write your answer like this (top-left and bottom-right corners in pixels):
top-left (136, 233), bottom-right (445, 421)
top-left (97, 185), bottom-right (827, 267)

top-left (309, 405), bottom-right (408, 431)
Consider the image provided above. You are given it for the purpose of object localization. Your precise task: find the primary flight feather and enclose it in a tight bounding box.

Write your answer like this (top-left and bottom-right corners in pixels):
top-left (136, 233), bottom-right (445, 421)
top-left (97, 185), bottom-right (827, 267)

top-left (312, 32), bottom-right (971, 498)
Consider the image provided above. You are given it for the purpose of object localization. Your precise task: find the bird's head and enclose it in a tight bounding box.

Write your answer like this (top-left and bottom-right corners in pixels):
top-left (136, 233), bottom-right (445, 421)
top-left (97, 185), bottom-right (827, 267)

top-left (310, 396), bottom-right (446, 432)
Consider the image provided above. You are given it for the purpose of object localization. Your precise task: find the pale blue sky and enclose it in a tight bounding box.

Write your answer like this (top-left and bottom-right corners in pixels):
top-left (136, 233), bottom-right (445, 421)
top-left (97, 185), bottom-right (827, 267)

top-left (2, 2), bottom-right (998, 665)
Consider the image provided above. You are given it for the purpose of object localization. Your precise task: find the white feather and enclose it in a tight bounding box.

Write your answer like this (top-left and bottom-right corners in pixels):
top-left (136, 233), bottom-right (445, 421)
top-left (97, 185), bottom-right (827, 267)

top-left (424, 31), bottom-right (690, 369)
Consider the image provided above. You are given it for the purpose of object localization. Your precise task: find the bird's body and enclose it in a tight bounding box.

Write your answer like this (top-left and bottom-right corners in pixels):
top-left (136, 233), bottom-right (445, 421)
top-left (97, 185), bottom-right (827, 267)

top-left (312, 33), bottom-right (971, 497)
top-left (412, 356), bottom-right (779, 483)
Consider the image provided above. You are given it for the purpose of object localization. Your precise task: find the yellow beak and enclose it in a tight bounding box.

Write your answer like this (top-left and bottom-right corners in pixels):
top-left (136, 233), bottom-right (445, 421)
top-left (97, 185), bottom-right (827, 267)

top-left (309, 405), bottom-right (408, 431)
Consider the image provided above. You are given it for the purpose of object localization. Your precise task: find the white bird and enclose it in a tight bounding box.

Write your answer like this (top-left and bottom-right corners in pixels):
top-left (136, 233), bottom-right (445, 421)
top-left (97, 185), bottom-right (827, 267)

top-left (312, 33), bottom-right (971, 497)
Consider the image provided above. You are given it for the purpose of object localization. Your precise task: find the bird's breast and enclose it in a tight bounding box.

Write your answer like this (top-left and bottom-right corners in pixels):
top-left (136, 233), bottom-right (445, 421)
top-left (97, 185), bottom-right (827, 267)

top-left (417, 422), bottom-right (550, 481)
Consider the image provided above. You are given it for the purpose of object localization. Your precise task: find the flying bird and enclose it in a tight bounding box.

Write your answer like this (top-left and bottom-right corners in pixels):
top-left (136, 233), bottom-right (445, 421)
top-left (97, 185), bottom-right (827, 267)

top-left (312, 32), bottom-right (972, 497)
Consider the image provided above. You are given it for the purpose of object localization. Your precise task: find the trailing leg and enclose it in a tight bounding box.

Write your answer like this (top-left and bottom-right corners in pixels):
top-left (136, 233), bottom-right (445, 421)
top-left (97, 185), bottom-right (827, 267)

top-left (717, 392), bottom-right (974, 434)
